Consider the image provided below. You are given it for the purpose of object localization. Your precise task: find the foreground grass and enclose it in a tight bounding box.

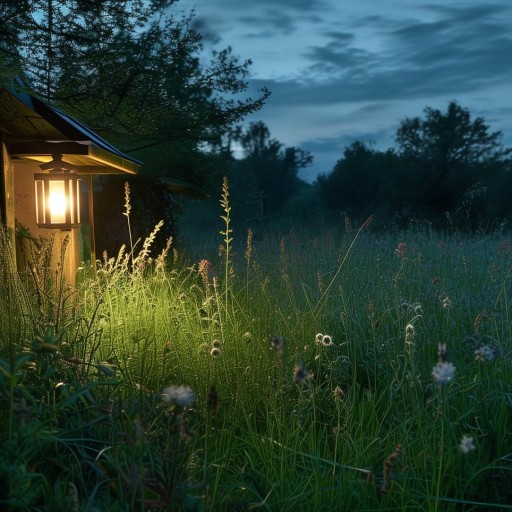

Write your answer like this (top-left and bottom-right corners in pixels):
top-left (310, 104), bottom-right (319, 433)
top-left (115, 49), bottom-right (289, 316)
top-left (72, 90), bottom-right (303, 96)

top-left (1, 217), bottom-right (512, 511)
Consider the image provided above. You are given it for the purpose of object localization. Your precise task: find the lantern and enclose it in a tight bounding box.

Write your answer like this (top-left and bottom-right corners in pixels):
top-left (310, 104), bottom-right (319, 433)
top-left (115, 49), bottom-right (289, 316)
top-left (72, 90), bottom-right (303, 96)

top-left (34, 154), bottom-right (81, 229)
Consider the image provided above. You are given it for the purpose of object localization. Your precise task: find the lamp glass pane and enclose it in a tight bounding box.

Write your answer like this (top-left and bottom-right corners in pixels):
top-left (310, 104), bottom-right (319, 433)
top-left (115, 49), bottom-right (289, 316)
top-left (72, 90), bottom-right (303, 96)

top-left (48, 180), bottom-right (67, 224)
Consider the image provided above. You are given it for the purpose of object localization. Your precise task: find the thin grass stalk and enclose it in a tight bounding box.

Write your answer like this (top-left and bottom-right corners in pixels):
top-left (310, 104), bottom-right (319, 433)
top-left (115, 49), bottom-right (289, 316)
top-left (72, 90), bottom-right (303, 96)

top-left (313, 215), bottom-right (372, 317)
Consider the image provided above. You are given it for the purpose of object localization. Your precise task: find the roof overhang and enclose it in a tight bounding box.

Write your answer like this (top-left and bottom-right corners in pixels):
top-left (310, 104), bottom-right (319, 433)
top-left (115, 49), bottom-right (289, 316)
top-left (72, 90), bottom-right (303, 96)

top-left (0, 83), bottom-right (142, 175)
top-left (6, 140), bottom-right (139, 175)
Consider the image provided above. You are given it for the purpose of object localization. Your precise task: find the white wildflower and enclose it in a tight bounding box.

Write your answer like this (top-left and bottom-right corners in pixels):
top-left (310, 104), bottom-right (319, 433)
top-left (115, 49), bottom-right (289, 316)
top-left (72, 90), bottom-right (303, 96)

top-left (432, 361), bottom-right (456, 384)
top-left (474, 344), bottom-right (498, 363)
top-left (162, 385), bottom-right (196, 406)
top-left (459, 435), bottom-right (476, 454)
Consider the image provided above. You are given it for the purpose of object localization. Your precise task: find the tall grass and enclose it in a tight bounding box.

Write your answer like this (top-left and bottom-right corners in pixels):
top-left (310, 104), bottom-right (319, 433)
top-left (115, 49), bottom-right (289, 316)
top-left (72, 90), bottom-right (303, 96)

top-left (1, 182), bottom-right (512, 510)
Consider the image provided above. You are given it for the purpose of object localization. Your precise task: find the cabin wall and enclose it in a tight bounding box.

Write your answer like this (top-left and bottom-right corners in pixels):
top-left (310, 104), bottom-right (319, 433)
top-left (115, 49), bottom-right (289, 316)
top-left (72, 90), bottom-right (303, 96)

top-left (13, 159), bottom-right (79, 285)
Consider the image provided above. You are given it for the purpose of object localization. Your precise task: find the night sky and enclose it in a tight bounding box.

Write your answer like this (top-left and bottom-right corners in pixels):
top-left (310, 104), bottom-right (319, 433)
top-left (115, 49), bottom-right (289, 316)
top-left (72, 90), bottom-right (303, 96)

top-left (177, 1), bottom-right (512, 182)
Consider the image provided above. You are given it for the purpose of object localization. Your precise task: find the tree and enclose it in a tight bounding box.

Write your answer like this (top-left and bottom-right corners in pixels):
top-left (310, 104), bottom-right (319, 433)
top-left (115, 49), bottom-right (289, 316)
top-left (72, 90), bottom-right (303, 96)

top-left (316, 141), bottom-right (395, 220)
top-left (228, 121), bottom-right (312, 219)
top-left (1, 0), bottom-right (270, 188)
top-left (395, 101), bottom-right (512, 224)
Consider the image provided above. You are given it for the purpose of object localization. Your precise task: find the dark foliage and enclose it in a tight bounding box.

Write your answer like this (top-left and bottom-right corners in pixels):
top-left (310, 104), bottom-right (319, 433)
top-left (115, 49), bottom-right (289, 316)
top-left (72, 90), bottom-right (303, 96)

top-left (317, 102), bottom-right (512, 231)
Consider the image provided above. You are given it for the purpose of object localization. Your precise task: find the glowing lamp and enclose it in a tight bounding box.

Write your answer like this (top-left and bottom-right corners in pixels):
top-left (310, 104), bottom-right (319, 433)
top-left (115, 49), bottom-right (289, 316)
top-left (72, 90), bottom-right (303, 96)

top-left (34, 154), bottom-right (81, 229)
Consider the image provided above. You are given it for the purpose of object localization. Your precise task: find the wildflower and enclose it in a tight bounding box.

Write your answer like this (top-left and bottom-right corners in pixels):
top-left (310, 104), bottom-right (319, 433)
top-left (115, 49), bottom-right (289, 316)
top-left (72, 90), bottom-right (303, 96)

top-left (210, 347), bottom-right (221, 357)
top-left (198, 259), bottom-right (212, 288)
top-left (212, 339), bottom-right (221, 348)
top-left (405, 324), bottom-right (415, 346)
top-left (432, 361), bottom-right (456, 384)
top-left (293, 363), bottom-right (308, 385)
top-left (320, 334), bottom-right (334, 347)
top-left (395, 242), bottom-right (407, 259)
top-left (439, 294), bottom-right (452, 309)
top-left (162, 385), bottom-right (196, 406)
top-left (474, 344), bottom-right (499, 363)
top-left (459, 435), bottom-right (476, 454)
top-left (333, 386), bottom-right (345, 401)
top-left (315, 333), bottom-right (324, 344)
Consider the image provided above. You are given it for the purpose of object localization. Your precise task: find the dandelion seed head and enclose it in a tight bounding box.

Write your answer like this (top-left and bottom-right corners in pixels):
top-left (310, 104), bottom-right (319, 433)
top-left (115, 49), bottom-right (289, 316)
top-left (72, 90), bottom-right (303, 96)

top-left (459, 435), bottom-right (476, 454)
top-left (162, 385), bottom-right (196, 406)
top-left (432, 361), bottom-right (456, 384)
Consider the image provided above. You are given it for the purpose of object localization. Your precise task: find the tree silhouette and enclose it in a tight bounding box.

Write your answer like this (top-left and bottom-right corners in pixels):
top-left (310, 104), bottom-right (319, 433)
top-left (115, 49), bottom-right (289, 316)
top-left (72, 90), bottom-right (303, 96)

top-left (395, 101), bottom-right (511, 225)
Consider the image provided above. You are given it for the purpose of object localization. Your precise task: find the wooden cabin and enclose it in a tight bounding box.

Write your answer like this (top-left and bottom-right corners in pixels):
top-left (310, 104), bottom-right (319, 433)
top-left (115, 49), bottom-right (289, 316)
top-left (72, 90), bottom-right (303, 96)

top-left (0, 81), bottom-right (142, 284)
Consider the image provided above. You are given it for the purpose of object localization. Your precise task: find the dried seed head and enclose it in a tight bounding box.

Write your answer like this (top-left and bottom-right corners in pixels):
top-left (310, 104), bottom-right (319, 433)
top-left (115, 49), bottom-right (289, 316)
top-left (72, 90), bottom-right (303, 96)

top-left (210, 347), bottom-right (221, 357)
top-left (333, 386), bottom-right (345, 401)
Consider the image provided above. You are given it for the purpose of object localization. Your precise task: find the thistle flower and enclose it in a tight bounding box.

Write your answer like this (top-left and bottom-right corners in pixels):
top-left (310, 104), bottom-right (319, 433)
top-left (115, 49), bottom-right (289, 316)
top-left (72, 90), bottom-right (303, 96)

top-left (293, 363), bottom-right (308, 385)
top-left (432, 361), bottom-right (456, 384)
top-left (162, 385), bottom-right (196, 406)
top-left (459, 435), bottom-right (476, 454)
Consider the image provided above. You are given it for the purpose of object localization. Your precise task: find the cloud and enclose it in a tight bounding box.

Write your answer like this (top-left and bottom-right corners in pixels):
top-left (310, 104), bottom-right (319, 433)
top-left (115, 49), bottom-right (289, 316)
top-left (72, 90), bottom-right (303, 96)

top-left (180, 0), bottom-right (512, 181)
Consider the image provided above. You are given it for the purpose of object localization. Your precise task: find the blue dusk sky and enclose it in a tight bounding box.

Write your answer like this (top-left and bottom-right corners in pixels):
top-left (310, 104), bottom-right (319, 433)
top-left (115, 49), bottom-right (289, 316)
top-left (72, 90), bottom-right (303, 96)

top-left (176, 0), bottom-right (512, 182)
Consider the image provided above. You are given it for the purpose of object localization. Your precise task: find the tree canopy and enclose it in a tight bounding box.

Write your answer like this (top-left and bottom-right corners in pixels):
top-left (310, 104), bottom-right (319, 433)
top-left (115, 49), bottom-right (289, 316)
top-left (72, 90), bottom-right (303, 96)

top-left (317, 101), bottom-right (512, 230)
top-left (0, 0), bottom-right (270, 188)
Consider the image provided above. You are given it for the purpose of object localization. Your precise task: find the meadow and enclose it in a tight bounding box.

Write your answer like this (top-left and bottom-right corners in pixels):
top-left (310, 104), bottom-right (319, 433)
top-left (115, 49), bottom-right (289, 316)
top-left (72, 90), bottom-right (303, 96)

top-left (1, 182), bottom-right (512, 511)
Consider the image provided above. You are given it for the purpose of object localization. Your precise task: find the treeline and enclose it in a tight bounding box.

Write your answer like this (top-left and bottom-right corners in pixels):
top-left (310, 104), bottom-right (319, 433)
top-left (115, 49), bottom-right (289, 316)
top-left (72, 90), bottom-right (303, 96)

top-left (315, 101), bottom-right (512, 232)
top-left (184, 101), bottom-right (512, 238)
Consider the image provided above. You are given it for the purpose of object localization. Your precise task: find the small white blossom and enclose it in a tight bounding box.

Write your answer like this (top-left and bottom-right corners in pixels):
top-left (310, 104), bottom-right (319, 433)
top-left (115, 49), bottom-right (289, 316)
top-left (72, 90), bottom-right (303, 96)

top-left (432, 361), bottom-right (456, 384)
top-left (162, 385), bottom-right (196, 406)
top-left (459, 435), bottom-right (476, 454)
top-left (474, 344), bottom-right (498, 363)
